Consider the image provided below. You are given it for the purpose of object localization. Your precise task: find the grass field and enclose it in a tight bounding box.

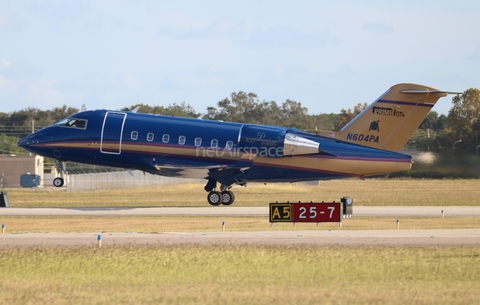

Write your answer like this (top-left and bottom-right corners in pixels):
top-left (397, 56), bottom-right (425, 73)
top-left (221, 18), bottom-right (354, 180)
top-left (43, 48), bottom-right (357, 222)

top-left (1, 216), bottom-right (480, 233)
top-left (2, 179), bottom-right (480, 304)
top-left (5, 179), bottom-right (480, 207)
top-left (1, 246), bottom-right (479, 305)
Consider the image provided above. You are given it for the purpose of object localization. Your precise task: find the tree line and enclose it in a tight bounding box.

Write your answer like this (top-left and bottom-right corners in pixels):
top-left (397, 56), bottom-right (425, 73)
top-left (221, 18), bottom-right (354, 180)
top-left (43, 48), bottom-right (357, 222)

top-left (1, 88), bottom-right (479, 156)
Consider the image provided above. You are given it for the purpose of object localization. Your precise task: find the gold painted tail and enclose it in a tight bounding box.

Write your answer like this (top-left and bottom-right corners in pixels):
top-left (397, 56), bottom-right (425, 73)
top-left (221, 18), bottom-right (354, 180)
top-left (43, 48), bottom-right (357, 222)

top-left (333, 83), bottom-right (458, 152)
top-left (330, 84), bottom-right (459, 152)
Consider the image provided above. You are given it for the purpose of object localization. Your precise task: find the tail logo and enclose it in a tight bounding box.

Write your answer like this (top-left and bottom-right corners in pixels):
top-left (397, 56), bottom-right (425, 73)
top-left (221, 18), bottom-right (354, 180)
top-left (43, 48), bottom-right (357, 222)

top-left (369, 120), bottom-right (380, 132)
top-left (372, 106), bottom-right (405, 117)
top-left (346, 120), bottom-right (380, 143)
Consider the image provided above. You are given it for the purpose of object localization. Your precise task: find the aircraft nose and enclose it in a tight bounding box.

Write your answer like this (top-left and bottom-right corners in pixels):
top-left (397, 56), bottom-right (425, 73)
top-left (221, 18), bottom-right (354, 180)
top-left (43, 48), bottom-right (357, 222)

top-left (17, 137), bottom-right (30, 149)
top-left (17, 134), bottom-right (39, 151)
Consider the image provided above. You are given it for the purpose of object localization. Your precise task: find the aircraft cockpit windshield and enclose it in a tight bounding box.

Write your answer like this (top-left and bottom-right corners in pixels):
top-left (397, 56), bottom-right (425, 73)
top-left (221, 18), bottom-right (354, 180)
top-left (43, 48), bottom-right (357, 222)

top-left (55, 118), bottom-right (88, 129)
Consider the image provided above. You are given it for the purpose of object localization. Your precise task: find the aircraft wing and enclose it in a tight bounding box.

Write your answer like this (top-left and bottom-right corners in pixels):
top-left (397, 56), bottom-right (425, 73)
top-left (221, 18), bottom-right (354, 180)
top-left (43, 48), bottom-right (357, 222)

top-left (148, 152), bottom-right (256, 181)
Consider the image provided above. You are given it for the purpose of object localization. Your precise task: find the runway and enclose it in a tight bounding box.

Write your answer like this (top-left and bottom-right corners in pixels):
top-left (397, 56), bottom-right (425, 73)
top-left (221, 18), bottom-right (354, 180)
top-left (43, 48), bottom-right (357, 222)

top-left (1, 206), bottom-right (479, 248)
top-left (1, 206), bottom-right (480, 217)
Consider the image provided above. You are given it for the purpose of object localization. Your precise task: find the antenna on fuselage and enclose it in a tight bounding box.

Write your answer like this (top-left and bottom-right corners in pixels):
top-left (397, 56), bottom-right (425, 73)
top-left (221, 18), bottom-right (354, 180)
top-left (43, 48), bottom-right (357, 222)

top-left (197, 113), bottom-right (206, 120)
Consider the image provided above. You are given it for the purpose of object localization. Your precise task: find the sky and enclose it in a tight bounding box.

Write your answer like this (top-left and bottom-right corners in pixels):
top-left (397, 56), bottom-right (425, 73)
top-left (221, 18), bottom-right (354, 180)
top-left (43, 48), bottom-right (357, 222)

top-left (1, 0), bottom-right (479, 117)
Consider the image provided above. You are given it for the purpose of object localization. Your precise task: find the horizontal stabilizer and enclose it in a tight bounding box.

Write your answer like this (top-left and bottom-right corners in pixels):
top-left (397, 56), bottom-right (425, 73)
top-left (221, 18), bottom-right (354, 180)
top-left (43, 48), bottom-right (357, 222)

top-left (400, 89), bottom-right (462, 95)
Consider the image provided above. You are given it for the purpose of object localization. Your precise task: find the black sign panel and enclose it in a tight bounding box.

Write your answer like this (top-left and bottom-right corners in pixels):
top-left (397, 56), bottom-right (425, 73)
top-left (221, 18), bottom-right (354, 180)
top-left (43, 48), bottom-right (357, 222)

top-left (269, 203), bottom-right (292, 222)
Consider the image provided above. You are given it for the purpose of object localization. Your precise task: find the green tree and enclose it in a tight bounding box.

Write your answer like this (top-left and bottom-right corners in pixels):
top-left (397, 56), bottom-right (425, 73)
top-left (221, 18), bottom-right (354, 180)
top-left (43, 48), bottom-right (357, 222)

top-left (333, 103), bottom-right (368, 131)
top-left (279, 99), bottom-right (308, 129)
top-left (419, 111), bottom-right (449, 132)
top-left (1, 105), bottom-right (79, 138)
top-left (0, 134), bottom-right (25, 155)
top-left (210, 91), bottom-right (259, 123)
top-left (408, 111), bottom-right (450, 151)
top-left (122, 102), bottom-right (198, 118)
top-left (447, 88), bottom-right (480, 153)
top-left (208, 92), bottom-right (316, 129)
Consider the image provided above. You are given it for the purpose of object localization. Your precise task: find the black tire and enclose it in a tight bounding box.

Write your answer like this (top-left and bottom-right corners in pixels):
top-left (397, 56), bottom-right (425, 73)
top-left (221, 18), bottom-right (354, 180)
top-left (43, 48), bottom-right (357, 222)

top-left (53, 177), bottom-right (64, 187)
top-left (221, 191), bottom-right (235, 205)
top-left (207, 191), bottom-right (222, 206)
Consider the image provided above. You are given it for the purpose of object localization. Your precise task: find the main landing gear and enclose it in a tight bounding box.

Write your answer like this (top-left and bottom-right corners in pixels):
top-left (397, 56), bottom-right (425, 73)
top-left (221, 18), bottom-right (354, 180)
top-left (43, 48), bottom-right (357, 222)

top-left (205, 179), bottom-right (236, 206)
top-left (207, 190), bottom-right (235, 206)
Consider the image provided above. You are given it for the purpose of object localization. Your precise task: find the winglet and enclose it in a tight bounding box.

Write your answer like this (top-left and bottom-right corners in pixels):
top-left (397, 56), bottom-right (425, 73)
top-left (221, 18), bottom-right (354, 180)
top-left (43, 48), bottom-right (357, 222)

top-left (131, 106), bottom-right (140, 113)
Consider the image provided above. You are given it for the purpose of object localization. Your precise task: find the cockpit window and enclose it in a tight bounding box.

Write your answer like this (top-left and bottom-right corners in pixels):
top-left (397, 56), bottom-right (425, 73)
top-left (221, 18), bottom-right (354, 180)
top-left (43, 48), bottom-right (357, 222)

top-left (55, 118), bottom-right (88, 129)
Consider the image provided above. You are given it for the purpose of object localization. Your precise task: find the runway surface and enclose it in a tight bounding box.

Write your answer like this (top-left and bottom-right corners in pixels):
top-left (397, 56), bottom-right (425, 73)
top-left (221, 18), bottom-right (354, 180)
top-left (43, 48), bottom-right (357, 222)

top-left (1, 206), bottom-right (479, 248)
top-left (1, 206), bottom-right (480, 217)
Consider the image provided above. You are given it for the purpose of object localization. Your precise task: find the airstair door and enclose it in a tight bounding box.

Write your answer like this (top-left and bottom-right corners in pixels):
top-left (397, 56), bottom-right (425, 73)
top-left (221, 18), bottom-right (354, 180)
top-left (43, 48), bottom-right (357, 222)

top-left (100, 111), bottom-right (126, 154)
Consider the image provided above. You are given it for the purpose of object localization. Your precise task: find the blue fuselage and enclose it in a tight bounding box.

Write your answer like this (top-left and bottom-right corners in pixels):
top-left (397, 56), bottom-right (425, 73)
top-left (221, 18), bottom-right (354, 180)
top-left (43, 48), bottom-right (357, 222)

top-left (18, 109), bottom-right (412, 185)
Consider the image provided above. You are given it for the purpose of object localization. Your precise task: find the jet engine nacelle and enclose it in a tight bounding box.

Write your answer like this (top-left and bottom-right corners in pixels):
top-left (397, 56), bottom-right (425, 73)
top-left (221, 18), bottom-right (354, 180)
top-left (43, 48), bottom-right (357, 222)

top-left (238, 125), bottom-right (320, 158)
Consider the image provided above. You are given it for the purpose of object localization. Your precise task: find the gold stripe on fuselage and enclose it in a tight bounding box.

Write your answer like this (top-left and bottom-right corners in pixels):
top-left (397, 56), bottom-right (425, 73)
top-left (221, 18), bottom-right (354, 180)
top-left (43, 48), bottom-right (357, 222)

top-left (43, 141), bottom-right (411, 177)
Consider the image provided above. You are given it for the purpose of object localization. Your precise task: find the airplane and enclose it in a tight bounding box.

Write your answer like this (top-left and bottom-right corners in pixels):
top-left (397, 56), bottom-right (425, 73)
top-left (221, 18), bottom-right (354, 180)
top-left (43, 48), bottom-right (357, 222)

top-left (18, 83), bottom-right (458, 205)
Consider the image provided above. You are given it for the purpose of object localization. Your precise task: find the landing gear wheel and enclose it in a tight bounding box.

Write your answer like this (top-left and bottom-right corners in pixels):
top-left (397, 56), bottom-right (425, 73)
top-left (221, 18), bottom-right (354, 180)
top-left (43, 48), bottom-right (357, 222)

top-left (207, 191), bottom-right (222, 206)
top-left (221, 191), bottom-right (235, 205)
top-left (53, 177), bottom-right (64, 187)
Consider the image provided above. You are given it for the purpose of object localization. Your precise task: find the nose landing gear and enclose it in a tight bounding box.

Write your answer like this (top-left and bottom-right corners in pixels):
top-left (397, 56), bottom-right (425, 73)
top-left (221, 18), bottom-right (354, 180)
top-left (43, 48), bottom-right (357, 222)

top-left (53, 160), bottom-right (66, 188)
top-left (53, 177), bottom-right (64, 187)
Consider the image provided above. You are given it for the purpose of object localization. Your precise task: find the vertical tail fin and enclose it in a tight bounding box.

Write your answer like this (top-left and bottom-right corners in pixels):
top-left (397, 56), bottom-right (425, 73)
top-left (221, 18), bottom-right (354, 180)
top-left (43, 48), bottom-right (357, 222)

top-left (335, 83), bottom-right (458, 152)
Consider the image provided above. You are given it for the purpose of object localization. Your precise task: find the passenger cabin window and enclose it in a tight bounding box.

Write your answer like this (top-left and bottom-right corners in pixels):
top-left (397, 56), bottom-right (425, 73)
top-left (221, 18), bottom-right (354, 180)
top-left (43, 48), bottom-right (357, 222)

top-left (147, 133), bottom-right (154, 142)
top-left (131, 131), bottom-right (138, 140)
top-left (195, 137), bottom-right (202, 147)
top-left (55, 118), bottom-right (88, 129)
top-left (162, 134), bottom-right (170, 143)
top-left (211, 139), bottom-right (218, 148)
top-left (178, 136), bottom-right (186, 145)
top-left (226, 141), bottom-right (233, 150)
